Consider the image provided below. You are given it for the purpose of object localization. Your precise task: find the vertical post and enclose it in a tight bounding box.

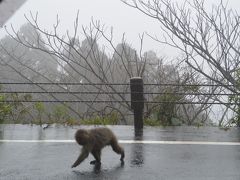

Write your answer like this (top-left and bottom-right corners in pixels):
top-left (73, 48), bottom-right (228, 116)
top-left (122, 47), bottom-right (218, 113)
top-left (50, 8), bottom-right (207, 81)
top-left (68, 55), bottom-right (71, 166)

top-left (130, 77), bottom-right (144, 132)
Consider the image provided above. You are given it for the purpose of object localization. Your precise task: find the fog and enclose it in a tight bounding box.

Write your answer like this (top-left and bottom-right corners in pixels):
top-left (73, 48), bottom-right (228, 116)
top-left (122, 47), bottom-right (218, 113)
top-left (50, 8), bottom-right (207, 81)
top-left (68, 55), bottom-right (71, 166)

top-left (0, 0), bottom-right (240, 126)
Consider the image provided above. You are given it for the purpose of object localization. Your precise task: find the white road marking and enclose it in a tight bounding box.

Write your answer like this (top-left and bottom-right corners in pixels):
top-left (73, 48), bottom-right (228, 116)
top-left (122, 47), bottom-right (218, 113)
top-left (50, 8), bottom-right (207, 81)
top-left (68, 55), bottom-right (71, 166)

top-left (0, 139), bottom-right (240, 146)
top-left (120, 140), bottom-right (240, 146)
top-left (0, 140), bottom-right (74, 143)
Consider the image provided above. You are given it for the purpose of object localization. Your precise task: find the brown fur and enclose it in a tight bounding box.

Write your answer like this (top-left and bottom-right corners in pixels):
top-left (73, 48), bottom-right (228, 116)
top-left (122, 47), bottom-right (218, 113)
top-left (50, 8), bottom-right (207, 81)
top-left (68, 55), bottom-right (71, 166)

top-left (71, 127), bottom-right (125, 168)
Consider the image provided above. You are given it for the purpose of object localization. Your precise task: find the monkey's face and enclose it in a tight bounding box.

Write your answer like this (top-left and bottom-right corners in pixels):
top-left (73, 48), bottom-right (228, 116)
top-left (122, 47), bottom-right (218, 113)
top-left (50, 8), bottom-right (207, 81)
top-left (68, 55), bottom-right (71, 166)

top-left (75, 130), bottom-right (91, 145)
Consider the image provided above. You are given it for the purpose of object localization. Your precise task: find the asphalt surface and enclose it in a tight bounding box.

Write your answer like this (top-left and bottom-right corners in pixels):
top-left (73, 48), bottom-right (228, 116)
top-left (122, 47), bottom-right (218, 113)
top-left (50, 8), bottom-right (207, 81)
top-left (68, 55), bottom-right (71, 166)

top-left (1, 125), bottom-right (240, 180)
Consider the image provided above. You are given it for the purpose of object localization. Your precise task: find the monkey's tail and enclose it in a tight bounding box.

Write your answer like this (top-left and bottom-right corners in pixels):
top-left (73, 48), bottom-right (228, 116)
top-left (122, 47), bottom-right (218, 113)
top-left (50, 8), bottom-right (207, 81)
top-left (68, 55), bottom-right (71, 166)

top-left (111, 137), bottom-right (125, 161)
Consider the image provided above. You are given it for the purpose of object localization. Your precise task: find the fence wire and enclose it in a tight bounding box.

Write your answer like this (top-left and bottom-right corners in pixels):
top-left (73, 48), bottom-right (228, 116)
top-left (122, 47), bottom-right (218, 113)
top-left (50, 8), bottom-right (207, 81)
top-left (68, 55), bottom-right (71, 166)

top-left (0, 82), bottom-right (239, 105)
top-left (1, 100), bottom-right (239, 105)
top-left (0, 82), bottom-right (236, 87)
top-left (0, 91), bottom-right (239, 96)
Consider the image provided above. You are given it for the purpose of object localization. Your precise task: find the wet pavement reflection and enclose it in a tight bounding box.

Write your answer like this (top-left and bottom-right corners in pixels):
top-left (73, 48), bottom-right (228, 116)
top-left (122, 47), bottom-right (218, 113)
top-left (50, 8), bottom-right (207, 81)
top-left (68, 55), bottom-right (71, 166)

top-left (131, 129), bottom-right (144, 166)
top-left (1, 125), bottom-right (240, 179)
top-left (2, 124), bottom-right (240, 142)
top-left (71, 161), bottom-right (125, 179)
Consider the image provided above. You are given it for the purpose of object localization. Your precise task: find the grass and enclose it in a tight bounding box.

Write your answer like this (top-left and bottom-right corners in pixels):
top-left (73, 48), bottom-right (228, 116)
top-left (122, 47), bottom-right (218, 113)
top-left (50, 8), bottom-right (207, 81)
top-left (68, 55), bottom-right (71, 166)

top-left (144, 118), bottom-right (162, 126)
top-left (82, 116), bottom-right (119, 125)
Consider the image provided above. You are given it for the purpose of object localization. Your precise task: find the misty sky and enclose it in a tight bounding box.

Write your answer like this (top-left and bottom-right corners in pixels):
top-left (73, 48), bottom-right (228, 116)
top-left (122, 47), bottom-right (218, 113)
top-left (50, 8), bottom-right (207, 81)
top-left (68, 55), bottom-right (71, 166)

top-left (1, 0), bottom-right (240, 57)
top-left (1, 0), bottom-right (239, 122)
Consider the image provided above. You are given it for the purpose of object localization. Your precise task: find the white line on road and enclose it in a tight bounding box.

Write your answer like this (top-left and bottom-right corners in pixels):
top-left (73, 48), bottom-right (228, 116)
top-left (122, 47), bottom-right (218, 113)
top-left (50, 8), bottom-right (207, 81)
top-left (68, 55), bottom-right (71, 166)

top-left (1, 139), bottom-right (240, 146)
top-left (120, 140), bottom-right (240, 146)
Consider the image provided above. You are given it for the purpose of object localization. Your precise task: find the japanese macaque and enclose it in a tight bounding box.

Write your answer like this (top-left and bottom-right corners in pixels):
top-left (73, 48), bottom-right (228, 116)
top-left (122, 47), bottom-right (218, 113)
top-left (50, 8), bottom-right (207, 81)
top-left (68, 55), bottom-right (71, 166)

top-left (71, 127), bottom-right (125, 168)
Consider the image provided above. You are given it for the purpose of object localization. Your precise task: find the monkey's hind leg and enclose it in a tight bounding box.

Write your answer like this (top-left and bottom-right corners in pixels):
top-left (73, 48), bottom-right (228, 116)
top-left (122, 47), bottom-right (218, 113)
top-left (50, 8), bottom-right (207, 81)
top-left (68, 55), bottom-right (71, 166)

top-left (111, 138), bottom-right (125, 162)
top-left (90, 150), bottom-right (101, 165)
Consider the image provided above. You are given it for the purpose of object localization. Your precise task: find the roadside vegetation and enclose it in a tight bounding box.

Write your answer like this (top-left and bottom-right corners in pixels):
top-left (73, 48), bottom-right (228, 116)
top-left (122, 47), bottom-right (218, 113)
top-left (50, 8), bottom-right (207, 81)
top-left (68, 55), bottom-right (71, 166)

top-left (1, 0), bottom-right (239, 127)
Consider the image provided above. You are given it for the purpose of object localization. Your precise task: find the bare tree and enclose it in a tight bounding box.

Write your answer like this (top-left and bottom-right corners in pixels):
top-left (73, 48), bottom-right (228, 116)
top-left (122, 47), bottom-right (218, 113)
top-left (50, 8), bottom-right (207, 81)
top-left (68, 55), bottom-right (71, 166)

top-left (3, 12), bottom-right (148, 124)
top-left (122, 0), bottom-right (240, 125)
top-left (122, 0), bottom-right (240, 91)
top-left (1, 10), bottom-right (216, 125)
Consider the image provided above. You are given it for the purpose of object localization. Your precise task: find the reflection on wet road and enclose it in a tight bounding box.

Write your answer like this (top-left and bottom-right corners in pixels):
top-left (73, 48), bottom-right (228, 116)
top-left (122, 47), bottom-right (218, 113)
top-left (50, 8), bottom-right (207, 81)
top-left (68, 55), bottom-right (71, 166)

top-left (131, 129), bottom-right (144, 167)
top-left (1, 125), bottom-right (240, 180)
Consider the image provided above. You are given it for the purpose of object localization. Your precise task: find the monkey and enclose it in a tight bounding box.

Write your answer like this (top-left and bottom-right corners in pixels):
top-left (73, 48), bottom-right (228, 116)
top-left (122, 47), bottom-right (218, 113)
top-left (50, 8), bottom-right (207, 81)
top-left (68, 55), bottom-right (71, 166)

top-left (71, 127), bottom-right (125, 168)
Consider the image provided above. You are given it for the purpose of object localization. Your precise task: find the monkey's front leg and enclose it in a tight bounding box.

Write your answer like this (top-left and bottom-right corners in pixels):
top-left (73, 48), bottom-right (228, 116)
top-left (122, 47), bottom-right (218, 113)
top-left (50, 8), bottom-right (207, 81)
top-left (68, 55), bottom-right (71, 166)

top-left (90, 150), bottom-right (101, 165)
top-left (71, 147), bottom-right (89, 168)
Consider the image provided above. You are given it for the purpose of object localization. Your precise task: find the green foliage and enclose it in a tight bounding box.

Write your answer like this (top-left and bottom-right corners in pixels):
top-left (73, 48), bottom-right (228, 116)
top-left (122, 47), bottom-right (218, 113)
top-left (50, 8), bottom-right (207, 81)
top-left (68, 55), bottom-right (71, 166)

top-left (144, 118), bottom-right (161, 126)
top-left (0, 87), bottom-right (35, 124)
top-left (229, 69), bottom-right (240, 126)
top-left (35, 102), bottom-right (45, 112)
top-left (0, 95), bottom-right (12, 123)
top-left (6, 93), bottom-right (33, 123)
top-left (65, 118), bottom-right (79, 126)
top-left (152, 88), bottom-right (183, 126)
top-left (82, 112), bottom-right (119, 125)
top-left (149, 85), bottom-right (200, 126)
top-left (53, 104), bottom-right (70, 123)
top-left (35, 102), bottom-right (45, 125)
top-left (183, 85), bottom-right (199, 92)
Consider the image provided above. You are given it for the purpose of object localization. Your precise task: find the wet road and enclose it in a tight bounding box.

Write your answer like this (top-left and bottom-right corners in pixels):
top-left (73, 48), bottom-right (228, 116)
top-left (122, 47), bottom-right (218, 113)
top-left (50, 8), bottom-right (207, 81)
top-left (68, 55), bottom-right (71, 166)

top-left (1, 125), bottom-right (240, 180)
